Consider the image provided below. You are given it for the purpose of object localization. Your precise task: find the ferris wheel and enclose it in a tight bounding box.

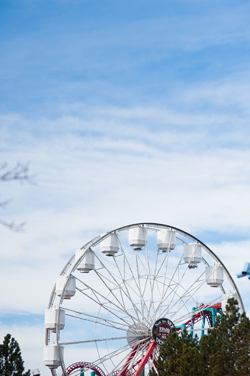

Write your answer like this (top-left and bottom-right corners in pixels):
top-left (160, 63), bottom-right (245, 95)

top-left (43, 223), bottom-right (244, 376)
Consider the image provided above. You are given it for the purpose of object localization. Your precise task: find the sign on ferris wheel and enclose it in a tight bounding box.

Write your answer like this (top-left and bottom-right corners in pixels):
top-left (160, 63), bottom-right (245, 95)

top-left (152, 318), bottom-right (176, 345)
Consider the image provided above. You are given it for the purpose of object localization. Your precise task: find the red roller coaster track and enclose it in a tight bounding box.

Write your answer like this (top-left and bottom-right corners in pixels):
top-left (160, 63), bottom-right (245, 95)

top-left (181, 303), bottom-right (222, 330)
top-left (65, 362), bottom-right (106, 376)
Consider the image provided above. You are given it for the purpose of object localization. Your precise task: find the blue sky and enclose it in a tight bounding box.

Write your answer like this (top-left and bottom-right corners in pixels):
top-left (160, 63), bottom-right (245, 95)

top-left (1, 0), bottom-right (250, 115)
top-left (1, 0), bottom-right (250, 375)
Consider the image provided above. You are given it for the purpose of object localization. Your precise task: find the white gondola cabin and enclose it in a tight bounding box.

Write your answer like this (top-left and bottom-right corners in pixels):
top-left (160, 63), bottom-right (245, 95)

top-left (56, 275), bottom-right (76, 299)
top-left (75, 249), bottom-right (95, 272)
top-left (44, 308), bottom-right (65, 332)
top-left (206, 265), bottom-right (223, 287)
top-left (183, 243), bottom-right (202, 268)
top-left (157, 229), bottom-right (176, 252)
top-left (100, 233), bottom-right (119, 256)
top-left (128, 226), bottom-right (147, 250)
top-left (43, 344), bottom-right (63, 369)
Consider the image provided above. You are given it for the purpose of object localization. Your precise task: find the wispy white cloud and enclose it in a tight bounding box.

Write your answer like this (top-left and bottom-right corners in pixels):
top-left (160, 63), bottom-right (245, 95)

top-left (1, 126), bottom-right (249, 370)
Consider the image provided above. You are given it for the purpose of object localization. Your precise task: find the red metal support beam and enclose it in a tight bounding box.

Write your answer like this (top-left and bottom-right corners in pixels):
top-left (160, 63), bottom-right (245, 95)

top-left (134, 341), bottom-right (157, 376)
top-left (119, 344), bottom-right (139, 376)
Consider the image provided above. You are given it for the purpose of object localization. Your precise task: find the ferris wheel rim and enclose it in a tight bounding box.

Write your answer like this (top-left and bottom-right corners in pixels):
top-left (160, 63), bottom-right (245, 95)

top-left (48, 222), bottom-right (244, 312)
top-left (45, 222), bottom-right (244, 376)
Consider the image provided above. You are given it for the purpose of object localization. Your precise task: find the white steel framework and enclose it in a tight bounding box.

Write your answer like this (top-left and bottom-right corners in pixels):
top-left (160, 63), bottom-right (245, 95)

top-left (44, 223), bottom-right (243, 376)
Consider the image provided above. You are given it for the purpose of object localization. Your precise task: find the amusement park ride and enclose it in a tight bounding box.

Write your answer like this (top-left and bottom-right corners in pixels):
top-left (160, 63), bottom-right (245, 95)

top-left (237, 262), bottom-right (250, 279)
top-left (43, 223), bottom-right (244, 376)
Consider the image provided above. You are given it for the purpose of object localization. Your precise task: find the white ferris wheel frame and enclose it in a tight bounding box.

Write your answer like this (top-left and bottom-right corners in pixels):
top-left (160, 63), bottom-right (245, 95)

top-left (45, 222), bottom-right (244, 376)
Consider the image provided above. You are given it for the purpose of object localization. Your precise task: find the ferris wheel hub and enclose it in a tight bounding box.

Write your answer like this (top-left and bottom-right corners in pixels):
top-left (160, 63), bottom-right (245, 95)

top-left (126, 323), bottom-right (151, 347)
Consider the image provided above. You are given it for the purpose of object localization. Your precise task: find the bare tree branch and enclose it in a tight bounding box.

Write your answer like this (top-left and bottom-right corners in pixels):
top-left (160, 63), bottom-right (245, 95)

top-left (0, 162), bottom-right (35, 231)
top-left (0, 162), bottom-right (35, 184)
top-left (0, 218), bottom-right (25, 232)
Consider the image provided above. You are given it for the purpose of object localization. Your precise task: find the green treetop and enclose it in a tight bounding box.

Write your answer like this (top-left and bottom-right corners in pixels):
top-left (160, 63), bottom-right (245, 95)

top-left (0, 334), bottom-right (30, 376)
top-left (151, 298), bottom-right (250, 376)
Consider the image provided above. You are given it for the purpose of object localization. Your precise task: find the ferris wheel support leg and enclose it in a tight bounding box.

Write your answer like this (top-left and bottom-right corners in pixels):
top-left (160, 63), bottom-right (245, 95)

top-left (134, 341), bottom-right (157, 376)
top-left (212, 308), bottom-right (216, 326)
top-left (201, 316), bottom-right (205, 338)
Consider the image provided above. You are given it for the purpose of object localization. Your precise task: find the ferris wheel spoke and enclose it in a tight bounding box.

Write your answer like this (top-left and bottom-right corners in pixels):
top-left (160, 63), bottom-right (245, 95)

top-left (155, 250), bottom-right (171, 319)
top-left (144, 250), bottom-right (170, 324)
top-left (135, 251), bottom-right (143, 312)
top-left (153, 256), bottom-right (183, 318)
top-left (134, 249), bottom-right (153, 321)
top-left (141, 245), bottom-right (156, 323)
top-left (119, 249), bottom-right (150, 324)
top-left (94, 342), bottom-right (132, 371)
top-left (165, 246), bottom-right (211, 315)
top-left (75, 286), bottom-right (133, 327)
top-left (95, 251), bottom-right (148, 325)
top-left (60, 335), bottom-right (130, 346)
top-left (148, 249), bottom-right (165, 318)
top-left (164, 276), bottom-right (208, 321)
top-left (154, 281), bottom-right (187, 318)
top-left (172, 265), bottom-right (227, 316)
top-left (165, 278), bottom-right (204, 317)
top-left (156, 241), bottom-right (206, 318)
top-left (112, 256), bottom-right (149, 325)
top-left (93, 268), bottom-right (139, 323)
top-left (75, 270), bottom-right (139, 321)
top-left (63, 308), bottom-right (129, 331)
top-left (115, 242), bottom-right (151, 325)
top-left (145, 249), bottom-right (158, 302)
top-left (96, 251), bottom-right (140, 318)
top-left (158, 253), bottom-right (201, 318)
top-left (94, 337), bottom-right (151, 372)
